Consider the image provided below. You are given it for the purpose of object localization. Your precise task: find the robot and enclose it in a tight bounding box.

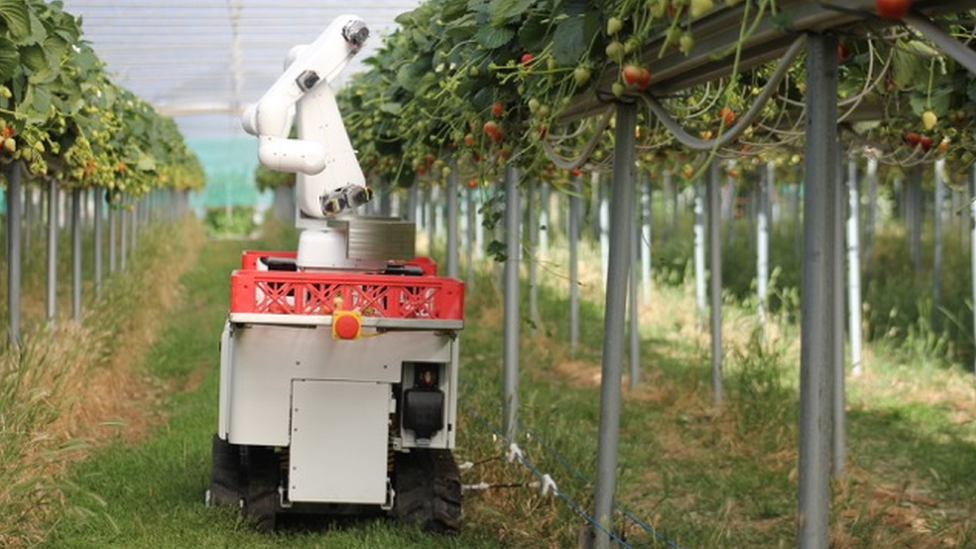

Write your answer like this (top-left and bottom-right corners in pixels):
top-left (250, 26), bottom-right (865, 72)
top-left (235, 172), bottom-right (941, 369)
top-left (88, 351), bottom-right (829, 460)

top-left (207, 15), bottom-right (464, 533)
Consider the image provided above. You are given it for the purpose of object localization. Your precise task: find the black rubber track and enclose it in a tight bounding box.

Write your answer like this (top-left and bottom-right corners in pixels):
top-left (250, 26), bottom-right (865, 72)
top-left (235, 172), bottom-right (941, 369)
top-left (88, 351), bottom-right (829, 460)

top-left (208, 434), bottom-right (244, 506)
top-left (242, 446), bottom-right (280, 532)
top-left (392, 449), bottom-right (462, 533)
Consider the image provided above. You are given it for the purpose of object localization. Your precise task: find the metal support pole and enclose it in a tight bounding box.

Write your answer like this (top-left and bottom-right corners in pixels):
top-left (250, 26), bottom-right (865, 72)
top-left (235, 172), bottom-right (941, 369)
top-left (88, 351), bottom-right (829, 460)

top-left (426, 185), bottom-right (435, 255)
top-left (120, 204), bottom-right (128, 272)
top-left (847, 157), bottom-right (864, 378)
top-left (600, 182), bottom-right (610, 284)
top-left (502, 164), bottom-right (521, 443)
top-left (379, 182), bottom-right (392, 217)
top-left (723, 162), bottom-right (737, 247)
top-left (24, 186), bottom-right (32, 252)
top-left (694, 181), bottom-right (707, 331)
top-left (466, 183), bottom-right (477, 286)
top-left (667, 170), bottom-right (678, 237)
top-left (629, 191), bottom-right (640, 391)
top-left (6, 163), bottom-right (21, 344)
top-left (641, 172), bottom-right (652, 305)
top-left (71, 188), bottom-right (82, 321)
top-left (592, 102), bottom-right (636, 549)
top-left (540, 182), bottom-right (550, 255)
top-left (798, 33), bottom-right (839, 549)
top-left (94, 189), bottom-right (103, 298)
top-left (407, 183), bottom-right (418, 223)
top-left (475, 187), bottom-right (484, 260)
top-left (131, 200), bottom-right (139, 253)
top-left (961, 168), bottom-right (971, 252)
top-left (863, 158), bottom-right (877, 271)
top-left (108, 205), bottom-right (117, 274)
top-left (446, 158), bottom-right (459, 279)
top-left (934, 159), bottom-right (945, 332)
top-left (757, 163), bottom-right (771, 340)
top-left (590, 171), bottom-right (601, 242)
top-left (971, 165), bottom-right (976, 389)
top-left (436, 185), bottom-right (446, 244)
top-left (707, 161), bottom-right (723, 406)
top-left (527, 182), bottom-right (539, 331)
top-left (831, 148), bottom-right (845, 479)
top-left (908, 167), bottom-right (922, 274)
top-left (569, 176), bottom-right (581, 358)
top-left (46, 178), bottom-right (58, 324)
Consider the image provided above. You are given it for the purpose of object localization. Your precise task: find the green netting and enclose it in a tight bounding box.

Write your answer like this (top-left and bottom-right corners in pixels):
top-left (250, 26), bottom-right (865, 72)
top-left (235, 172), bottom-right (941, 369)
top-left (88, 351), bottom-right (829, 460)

top-left (188, 137), bottom-right (270, 210)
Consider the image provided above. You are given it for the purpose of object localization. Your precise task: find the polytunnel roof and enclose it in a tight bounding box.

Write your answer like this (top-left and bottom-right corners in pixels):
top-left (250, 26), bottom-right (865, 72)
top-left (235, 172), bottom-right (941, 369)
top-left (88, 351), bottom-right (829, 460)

top-left (59, 0), bottom-right (421, 140)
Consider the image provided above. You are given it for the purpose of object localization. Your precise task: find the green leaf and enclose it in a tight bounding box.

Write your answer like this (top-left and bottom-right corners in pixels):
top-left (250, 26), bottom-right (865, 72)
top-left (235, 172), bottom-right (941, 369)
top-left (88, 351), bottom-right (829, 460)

top-left (475, 25), bottom-right (514, 49)
top-left (551, 15), bottom-right (585, 66)
top-left (908, 88), bottom-right (950, 117)
top-left (441, 0), bottom-right (469, 21)
top-left (379, 102), bottom-right (402, 115)
top-left (396, 61), bottom-right (427, 93)
top-left (0, 36), bottom-right (17, 81)
top-left (0, 0), bottom-right (31, 42)
top-left (25, 8), bottom-right (46, 45)
top-left (31, 84), bottom-right (50, 114)
top-left (20, 44), bottom-right (47, 73)
top-left (518, 13), bottom-right (548, 54)
top-left (490, 0), bottom-right (535, 27)
top-left (891, 47), bottom-right (918, 91)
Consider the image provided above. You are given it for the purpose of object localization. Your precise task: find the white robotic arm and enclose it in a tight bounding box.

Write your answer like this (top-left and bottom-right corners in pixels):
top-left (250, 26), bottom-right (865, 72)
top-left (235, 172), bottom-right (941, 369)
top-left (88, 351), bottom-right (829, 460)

top-left (243, 15), bottom-right (372, 218)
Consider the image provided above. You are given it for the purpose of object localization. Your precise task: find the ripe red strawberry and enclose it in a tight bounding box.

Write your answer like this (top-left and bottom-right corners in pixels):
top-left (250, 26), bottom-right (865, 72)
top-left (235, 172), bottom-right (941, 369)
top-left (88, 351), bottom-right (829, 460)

top-left (719, 107), bottom-right (735, 126)
top-left (875, 0), bottom-right (911, 20)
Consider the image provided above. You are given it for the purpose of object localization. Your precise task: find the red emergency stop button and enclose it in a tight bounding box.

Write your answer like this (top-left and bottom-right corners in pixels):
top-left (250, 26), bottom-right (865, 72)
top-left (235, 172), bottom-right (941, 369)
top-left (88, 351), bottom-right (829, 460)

top-left (333, 311), bottom-right (362, 340)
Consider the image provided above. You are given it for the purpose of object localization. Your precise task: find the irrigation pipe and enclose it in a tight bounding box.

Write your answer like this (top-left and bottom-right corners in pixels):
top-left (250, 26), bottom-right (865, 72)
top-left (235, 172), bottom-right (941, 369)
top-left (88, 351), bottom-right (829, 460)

top-left (638, 35), bottom-right (807, 151)
top-left (542, 106), bottom-right (615, 170)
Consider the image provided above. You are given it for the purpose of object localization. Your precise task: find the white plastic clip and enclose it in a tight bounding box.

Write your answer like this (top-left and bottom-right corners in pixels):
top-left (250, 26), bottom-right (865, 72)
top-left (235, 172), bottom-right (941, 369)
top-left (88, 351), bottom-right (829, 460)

top-left (507, 443), bottom-right (523, 464)
top-left (540, 474), bottom-right (557, 497)
top-left (458, 461), bottom-right (474, 471)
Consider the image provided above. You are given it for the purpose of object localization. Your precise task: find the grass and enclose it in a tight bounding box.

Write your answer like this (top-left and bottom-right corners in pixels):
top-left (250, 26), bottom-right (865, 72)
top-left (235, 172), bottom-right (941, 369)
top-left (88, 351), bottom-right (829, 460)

top-left (26, 208), bottom-right (976, 548)
top-left (0, 213), bottom-right (205, 547)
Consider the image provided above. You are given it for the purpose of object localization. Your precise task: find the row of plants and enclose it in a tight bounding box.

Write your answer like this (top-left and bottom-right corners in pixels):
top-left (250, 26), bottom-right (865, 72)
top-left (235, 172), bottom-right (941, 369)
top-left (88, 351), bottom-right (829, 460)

top-left (0, 0), bottom-right (204, 198)
top-left (320, 1), bottom-right (976, 196)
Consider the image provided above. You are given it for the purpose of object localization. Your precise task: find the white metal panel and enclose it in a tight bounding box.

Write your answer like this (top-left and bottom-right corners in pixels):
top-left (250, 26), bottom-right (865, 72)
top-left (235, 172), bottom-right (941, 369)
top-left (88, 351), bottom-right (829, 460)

top-left (225, 324), bottom-right (450, 446)
top-left (217, 322), bottom-right (234, 439)
top-left (289, 380), bottom-right (391, 504)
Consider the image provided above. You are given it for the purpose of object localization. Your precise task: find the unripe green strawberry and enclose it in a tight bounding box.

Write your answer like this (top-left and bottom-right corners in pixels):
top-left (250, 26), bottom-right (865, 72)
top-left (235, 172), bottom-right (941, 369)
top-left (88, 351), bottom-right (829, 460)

top-left (574, 66), bottom-right (591, 86)
top-left (607, 17), bottom-right (623, 36)
top-left (690, 0), bottom-right (715, 18)
top-left (606, 41), bottom-right (625, 64)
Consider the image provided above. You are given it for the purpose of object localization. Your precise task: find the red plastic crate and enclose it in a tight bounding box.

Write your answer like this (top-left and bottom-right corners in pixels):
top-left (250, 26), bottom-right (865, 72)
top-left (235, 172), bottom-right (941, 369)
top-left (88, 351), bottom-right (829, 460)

top-left (230, 252), bottom-right (464, 320)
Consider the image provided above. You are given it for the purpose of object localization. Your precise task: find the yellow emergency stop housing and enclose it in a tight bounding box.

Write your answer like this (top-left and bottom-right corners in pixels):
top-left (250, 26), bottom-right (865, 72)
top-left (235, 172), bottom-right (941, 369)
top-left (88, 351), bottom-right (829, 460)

top-left (332, 309), bottom-right (362, 340)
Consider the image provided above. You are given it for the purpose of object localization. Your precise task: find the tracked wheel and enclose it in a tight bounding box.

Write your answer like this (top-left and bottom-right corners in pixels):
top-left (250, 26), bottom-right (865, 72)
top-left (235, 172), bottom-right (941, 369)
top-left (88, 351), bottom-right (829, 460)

top-left (242, 446), bottom-right (281, 532)
top-left (392, 449), bottom-right (462, 533)
top-left (208, 434), bottom-right (244, 507)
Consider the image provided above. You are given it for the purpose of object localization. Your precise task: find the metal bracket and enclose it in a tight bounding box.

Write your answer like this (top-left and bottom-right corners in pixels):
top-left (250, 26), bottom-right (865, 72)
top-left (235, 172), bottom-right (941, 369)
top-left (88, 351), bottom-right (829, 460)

top-left (380, 480), bottom-right (395, 511)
